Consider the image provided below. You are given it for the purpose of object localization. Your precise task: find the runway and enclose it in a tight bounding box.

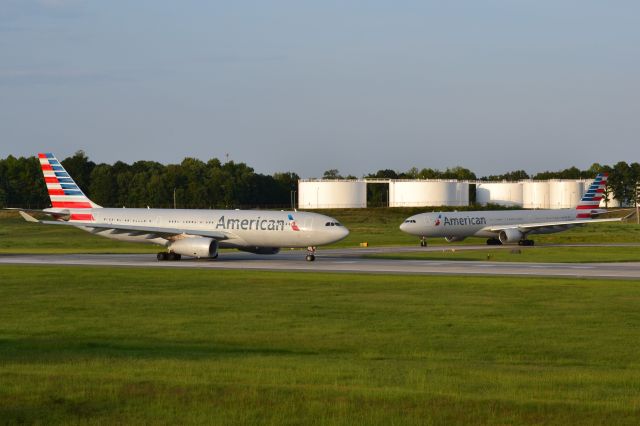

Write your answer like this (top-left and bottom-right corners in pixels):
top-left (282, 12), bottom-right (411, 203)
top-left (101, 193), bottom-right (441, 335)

top-left (2, 245), bottom-right (640, 279)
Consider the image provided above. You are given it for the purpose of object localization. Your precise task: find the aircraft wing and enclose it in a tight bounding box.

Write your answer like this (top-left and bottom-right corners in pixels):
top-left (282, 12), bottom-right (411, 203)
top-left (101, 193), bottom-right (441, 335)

top-left (17, 211), bottom-right (230, 240)
top-left (483, 217), bottom-right (624, 233)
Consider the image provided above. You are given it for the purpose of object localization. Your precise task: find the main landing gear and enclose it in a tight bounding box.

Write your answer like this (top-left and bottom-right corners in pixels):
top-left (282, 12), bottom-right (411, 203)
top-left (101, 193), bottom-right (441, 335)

top-left (485, 238), bottom-right (535, 246)
top-left (420, 237), bottom-right (427, 247)
top-left (157, 252), bottom-right (182, 261)
top-left (306, 246), bottom-right (316, 262)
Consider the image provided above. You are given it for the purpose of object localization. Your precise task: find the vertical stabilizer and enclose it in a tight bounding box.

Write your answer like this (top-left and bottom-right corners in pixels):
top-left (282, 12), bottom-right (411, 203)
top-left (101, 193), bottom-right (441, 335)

top-left (38, 153), bottom-right (101, 218)
top-left (575, 173), bottom-right (607, 218)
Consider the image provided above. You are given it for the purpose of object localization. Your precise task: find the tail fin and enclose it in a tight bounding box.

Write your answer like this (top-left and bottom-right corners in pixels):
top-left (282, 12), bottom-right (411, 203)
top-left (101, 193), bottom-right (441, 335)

top-left (575, 173), bottom-right (607, 218)
top-left (38, 152), bottom-right (101, 212)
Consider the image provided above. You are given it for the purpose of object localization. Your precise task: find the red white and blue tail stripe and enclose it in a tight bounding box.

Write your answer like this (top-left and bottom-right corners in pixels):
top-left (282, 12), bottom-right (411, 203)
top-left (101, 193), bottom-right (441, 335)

top-left (38, 152), bottom-right (100, 220)
top-left (575, 173), bottom-right (607, 218)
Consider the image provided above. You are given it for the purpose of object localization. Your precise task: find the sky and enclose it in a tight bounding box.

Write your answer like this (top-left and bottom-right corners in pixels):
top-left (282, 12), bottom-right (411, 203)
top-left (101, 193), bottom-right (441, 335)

top-left (1, 0), bottom-right (639, 178)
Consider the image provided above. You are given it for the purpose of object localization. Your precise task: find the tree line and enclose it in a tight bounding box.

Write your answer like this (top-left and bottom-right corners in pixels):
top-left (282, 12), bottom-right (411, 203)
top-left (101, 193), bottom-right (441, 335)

top-left (0, 152), bottom-right (298, 209)
top-left (1, 152), bottom-right (638, 209)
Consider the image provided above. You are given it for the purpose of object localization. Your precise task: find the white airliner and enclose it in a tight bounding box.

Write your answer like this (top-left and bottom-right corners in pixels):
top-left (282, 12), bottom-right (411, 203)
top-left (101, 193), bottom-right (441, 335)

top-left (400, 173), bottom-right (625, 246)
top-left (16, 153), bottom-right (349, 261)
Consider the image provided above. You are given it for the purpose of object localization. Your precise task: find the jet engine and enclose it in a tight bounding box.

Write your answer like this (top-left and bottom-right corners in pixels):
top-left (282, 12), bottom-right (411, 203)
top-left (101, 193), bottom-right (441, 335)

top-left (168, 237), bottom-right (218, 258)
top-left (498, 228), bottom-right (523, 244)
top-left (445, 236), bottom-right (466, 243)
top-left (239, 247), bottom-right (281, 255)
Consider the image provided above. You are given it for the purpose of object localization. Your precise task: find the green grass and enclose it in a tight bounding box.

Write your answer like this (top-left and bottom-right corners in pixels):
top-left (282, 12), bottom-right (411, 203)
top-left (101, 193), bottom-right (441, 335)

top-left (1, 266), bottom-right (640, 424)
top-left (367, 246), bottom-right (640, 263)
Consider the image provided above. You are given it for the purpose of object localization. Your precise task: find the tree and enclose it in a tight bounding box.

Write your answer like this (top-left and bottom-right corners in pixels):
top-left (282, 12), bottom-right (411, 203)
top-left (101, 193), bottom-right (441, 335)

top-left (89, 164), bottom-right (115, 207)
top-left (446, 166), bottom-right (476, 180)
top-left (367, 169), bottom-right (398, 179)
top-left (323, 169), bottom-right (343, 179)
top-left (417, 168), bottom-right (442, 179)
top-left (609, 161), bottom-right (631, 206)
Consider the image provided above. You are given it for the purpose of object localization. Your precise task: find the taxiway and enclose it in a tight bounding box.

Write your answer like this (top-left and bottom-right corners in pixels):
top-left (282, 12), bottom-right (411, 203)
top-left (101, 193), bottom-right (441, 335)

top-left (1, 245), bottom-right (639, 279)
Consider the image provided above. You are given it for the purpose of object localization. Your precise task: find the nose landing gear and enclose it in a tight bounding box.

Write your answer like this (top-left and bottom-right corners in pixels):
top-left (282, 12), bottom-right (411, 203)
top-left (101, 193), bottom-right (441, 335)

top-left (306, 246), bottom-right (316, 262)
top-left (420, 237), bottom-right (427, 247)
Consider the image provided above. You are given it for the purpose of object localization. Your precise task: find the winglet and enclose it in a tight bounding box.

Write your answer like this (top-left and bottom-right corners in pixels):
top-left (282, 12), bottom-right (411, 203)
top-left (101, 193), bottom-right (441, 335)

top-left (19, 211), bottom-right (40, 223)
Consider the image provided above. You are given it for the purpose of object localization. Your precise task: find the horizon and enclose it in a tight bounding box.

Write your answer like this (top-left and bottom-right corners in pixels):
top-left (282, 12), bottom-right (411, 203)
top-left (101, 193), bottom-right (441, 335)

top-left (0, 150), bottom-right (629, 180)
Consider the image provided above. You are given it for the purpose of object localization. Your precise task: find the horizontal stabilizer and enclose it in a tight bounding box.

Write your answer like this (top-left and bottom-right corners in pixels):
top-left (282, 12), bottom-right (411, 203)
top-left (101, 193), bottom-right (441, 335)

top-left (18, 210), bottom-right (40, 223)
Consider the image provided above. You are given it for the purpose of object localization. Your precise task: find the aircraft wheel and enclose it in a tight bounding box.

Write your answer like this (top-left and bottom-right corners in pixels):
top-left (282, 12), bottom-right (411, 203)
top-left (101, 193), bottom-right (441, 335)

top-left (157, 252), bottom-right (168, 261)
top-left (306, 254), bottom-right (315, 262)
top-left (420, 238), bottom-right (427, 247)
top-left (168, 252), bottom-right (180, 261)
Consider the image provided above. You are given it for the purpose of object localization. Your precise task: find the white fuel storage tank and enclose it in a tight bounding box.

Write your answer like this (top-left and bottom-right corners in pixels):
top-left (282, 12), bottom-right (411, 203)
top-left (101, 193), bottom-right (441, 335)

top-left (297, 180), bottom-right (367, 209)
top-left (522, 181), bottom-right (550, 209)
top-left (549, 180), bottom-right (584, 209)
top-left (476, 182), bottom-right (523, 207)
top-left (389, 180), bottom-right (469, 207)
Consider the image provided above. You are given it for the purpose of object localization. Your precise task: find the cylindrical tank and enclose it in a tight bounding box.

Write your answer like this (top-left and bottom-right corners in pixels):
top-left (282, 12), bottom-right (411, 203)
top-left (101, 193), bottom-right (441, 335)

top-left (522, 181), bottom-right (550, 209)
top-left (297, 180), bottom-right (367, 209)
top-left (549, 180), bottom-right (584, 209)
top-left (389, 180), bottom-right (468, 207)
top-left (600, 191), bottom-right (621, 208)
top-left (457, 182), bottom-right (470, 206)
top-left (476, 182), bottom-right (523, 207)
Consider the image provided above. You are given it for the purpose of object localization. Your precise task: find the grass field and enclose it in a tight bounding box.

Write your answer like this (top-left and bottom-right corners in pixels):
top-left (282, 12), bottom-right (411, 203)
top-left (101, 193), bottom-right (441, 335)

top-left (1, 266), bottom-right (640, 424)
top-left (2, 209), bottom-right (639, 255)
top-left (368, 246), bottom-right (640, 263)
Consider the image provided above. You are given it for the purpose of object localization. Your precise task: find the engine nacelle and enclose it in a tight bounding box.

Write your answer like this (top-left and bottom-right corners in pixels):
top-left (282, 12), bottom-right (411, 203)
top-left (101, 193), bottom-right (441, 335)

top-left (445, 236), bottom-right (466, 243)
top-left (498, 228), bottom-right (523, 244)
top-left (239, 247), bottom-right (281, 255)
top-left (168, 237), bottom-right (218, 258)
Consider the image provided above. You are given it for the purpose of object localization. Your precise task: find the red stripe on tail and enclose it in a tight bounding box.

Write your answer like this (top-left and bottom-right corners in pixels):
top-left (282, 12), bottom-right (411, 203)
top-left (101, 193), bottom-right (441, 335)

top-left (51, 201), bottom-right (92, 209)
top-left (70, 213), bottom-right (94, 221)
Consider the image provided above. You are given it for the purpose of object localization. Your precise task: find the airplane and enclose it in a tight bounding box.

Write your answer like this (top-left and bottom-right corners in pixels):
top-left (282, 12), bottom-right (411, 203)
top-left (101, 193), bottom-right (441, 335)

top-left (399, 173), bottom-right (626, 246)
top-left (14, 153), bottom-right (349, 261)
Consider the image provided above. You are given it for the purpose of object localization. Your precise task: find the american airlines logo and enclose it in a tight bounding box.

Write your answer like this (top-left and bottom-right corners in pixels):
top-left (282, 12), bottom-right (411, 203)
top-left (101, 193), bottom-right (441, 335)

top-left (288, 214), bottom-right (300, 231)
top-left (215, 215), bottom-right (301, 231)
top-left (437, 215), bottom-right (487, 226)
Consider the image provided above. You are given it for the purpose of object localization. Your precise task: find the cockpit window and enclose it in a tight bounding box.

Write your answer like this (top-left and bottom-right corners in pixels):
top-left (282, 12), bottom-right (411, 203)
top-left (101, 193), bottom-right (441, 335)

top-left (404, 219), bottom-right (417, 223)
top-left (325, 222), bottom-right (343, 227)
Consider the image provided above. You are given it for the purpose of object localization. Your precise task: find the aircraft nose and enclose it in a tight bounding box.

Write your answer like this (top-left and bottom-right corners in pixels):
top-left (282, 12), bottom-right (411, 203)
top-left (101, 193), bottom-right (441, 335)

top-left (400, 217), bottom-right (420, 235)
top-left (339, 225), bottom-right (350, 240)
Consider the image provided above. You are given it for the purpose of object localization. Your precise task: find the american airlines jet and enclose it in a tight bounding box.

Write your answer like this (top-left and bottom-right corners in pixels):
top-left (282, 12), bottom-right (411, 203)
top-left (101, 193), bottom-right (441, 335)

top-left (16, 153), bottom-right (349, 261)
top-left (400, 173), bottom-right (624, 246)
